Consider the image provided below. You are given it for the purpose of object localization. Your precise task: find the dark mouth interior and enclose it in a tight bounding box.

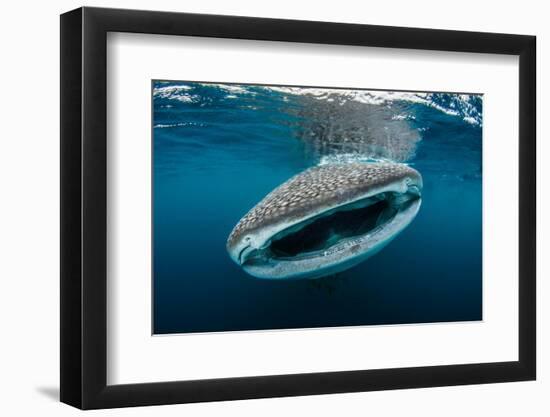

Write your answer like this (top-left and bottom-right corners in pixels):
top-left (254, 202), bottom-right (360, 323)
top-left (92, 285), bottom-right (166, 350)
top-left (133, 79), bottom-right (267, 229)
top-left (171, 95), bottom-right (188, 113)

top-left (269, 193), bottom-right (401, 259)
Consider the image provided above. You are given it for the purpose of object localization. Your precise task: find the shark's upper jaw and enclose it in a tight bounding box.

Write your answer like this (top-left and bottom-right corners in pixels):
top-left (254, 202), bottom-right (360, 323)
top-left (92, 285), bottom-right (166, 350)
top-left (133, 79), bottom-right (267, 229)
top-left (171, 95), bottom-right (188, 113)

top-left (227, 162), bottom-right (423, 280)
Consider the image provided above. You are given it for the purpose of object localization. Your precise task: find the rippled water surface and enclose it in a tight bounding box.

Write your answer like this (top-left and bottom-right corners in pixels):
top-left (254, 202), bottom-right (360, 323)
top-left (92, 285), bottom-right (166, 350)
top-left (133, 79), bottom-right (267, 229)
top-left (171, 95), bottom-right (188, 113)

top-left (153, 81), bottom-right (482, 334)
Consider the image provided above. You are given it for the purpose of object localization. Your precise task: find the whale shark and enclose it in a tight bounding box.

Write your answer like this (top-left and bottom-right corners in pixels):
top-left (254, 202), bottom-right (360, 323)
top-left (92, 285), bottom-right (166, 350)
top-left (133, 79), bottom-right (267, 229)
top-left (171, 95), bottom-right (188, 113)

top-left (227, 162), bottom-right (422, 279)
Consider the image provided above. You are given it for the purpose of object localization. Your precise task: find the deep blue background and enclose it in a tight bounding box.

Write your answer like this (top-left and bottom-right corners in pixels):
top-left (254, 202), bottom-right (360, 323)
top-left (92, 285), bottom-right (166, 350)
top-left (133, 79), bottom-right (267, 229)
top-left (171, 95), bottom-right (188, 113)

top-left (152, 82), bottom-right (482, 334)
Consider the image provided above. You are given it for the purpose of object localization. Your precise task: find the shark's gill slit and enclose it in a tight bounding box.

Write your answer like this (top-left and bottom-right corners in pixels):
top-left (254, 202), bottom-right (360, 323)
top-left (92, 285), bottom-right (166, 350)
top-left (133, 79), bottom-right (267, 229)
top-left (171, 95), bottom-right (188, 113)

top-left (268, 194), bottom-right (397, 259)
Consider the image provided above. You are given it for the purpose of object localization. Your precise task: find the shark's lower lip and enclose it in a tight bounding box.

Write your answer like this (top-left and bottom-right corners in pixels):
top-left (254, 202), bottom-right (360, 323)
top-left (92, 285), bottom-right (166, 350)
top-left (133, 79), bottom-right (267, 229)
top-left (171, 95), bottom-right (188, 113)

top-left (237, 246), bottom-right (248, 264)
top-left (241, 190), bottom-right (420, 276)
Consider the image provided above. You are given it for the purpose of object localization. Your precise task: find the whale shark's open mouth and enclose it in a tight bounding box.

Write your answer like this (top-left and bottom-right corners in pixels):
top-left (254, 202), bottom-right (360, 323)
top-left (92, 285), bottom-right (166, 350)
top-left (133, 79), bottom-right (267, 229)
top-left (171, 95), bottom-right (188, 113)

top-left (268, 192), bottom-right (410, 260)
top-left (244, 190), bottom-right (419, 268)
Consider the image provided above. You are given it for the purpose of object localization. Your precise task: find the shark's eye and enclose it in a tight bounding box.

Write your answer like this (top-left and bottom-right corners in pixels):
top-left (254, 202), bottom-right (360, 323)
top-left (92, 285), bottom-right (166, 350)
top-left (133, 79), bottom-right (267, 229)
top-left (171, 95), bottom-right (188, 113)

top-left (244, 236), bottom-right (252, 242)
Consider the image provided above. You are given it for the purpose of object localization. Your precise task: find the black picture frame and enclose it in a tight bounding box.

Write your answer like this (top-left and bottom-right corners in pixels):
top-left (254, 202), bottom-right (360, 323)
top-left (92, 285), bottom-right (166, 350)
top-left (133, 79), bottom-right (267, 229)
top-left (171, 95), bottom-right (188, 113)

top-left (60, 6), bottom-right (536, 410)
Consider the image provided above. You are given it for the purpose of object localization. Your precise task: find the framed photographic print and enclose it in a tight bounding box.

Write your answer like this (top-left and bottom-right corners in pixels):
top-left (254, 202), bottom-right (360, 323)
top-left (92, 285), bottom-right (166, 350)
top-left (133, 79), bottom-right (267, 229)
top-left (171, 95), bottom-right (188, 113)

top-left (60, 7), bottom-right (536, 409)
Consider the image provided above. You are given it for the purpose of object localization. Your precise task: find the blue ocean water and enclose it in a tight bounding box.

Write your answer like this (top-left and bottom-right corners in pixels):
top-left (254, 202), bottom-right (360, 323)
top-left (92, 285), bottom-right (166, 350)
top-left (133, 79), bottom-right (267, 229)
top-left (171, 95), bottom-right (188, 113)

top-left (153, 81), bottom-right (482, 334)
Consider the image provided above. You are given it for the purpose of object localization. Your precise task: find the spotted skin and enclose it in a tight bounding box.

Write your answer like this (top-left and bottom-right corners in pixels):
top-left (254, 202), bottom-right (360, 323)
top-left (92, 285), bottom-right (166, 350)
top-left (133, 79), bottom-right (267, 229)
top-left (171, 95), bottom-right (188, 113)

top-left (227, 162), bottom-right (421, 250)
